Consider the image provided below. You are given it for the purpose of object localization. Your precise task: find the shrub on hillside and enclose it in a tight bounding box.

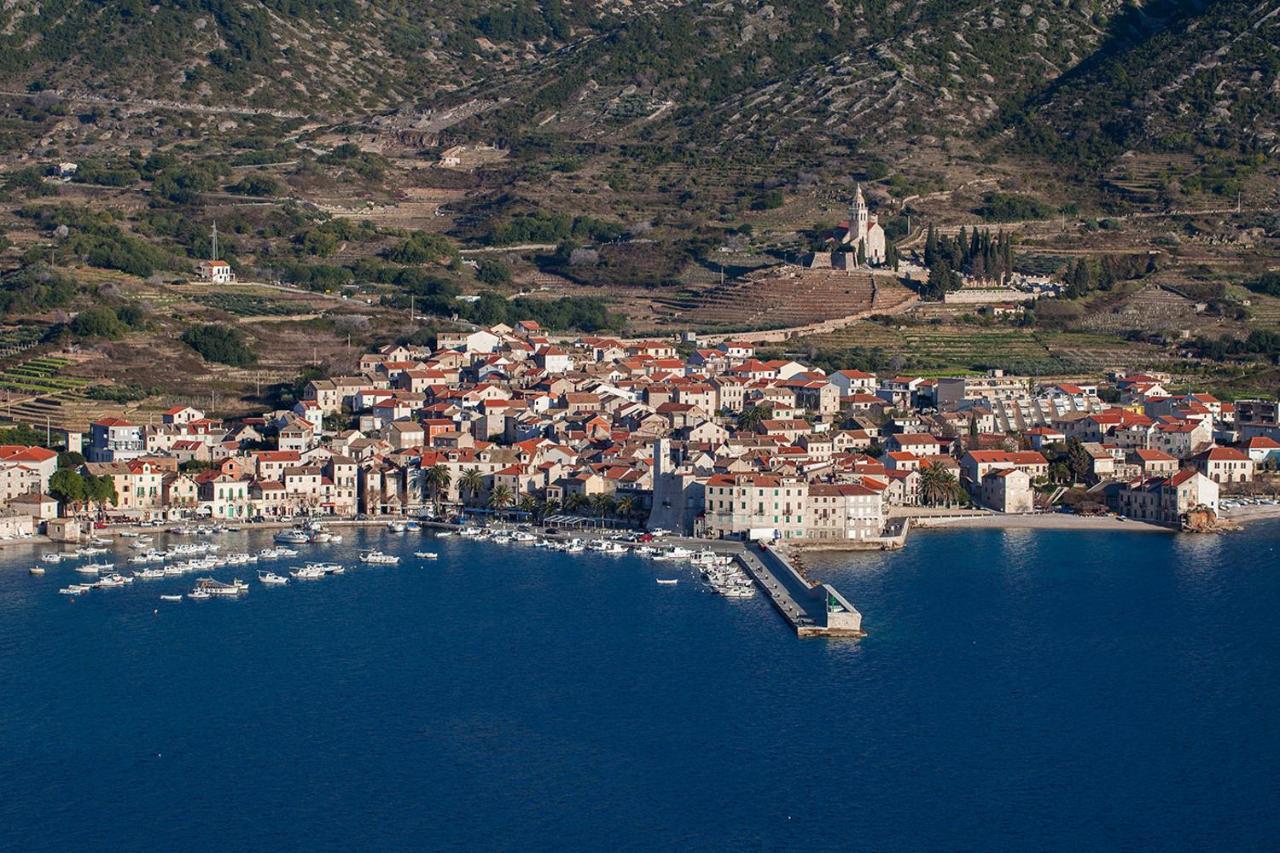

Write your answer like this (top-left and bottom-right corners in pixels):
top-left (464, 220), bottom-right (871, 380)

top-left (181, 324), bottom-right (257, 367)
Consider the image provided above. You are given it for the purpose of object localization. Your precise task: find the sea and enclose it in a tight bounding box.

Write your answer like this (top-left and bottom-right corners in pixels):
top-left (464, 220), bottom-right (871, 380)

top-left (2, 521), bottom-right (1279, 851)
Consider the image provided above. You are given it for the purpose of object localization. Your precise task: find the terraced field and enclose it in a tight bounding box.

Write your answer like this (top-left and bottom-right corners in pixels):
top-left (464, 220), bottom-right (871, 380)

top-left (798, 323), bottom-right (1184, 375)
top-left (645, 268), bottom-right (914, 332)
top-left (0, 357), bottom-right (90, 396)
top-left (194, 293), bottom-right (299, 317)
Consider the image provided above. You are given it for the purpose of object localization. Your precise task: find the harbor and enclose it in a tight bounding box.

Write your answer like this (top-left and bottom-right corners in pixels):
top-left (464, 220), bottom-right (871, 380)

top-left (21, 520), bottom-right (866, 638)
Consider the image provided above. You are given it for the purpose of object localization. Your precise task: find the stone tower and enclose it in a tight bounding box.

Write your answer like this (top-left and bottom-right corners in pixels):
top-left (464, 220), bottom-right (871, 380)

top-left (851, 183), bottom-right (869, 246)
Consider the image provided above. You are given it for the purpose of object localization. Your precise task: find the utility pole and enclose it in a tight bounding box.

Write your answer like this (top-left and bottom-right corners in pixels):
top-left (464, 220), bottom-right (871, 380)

top-left (211, 222), bottom-right (219, 261)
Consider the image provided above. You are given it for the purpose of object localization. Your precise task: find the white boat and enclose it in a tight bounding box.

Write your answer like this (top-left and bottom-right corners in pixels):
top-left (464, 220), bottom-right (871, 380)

top-left (414, 551), bottom-right (439, 560)
top-left (274, 529), bottom-right (311, 545)
top-left (93, 575), bottom-right (129, 589)
top-left (135, 568), bottom-right (166, 580)
top-left (188, 588), bottom-right (211, 600)
top-left (290, 565), bottom-right (327, 580)
top-left (405, 521), bottom-right (421, 532)
top-left (656, 578), bottom-right (679, 585)
top-left (59, 584), bottom-right (90, 595)
top-left (258, 570), bottom-right (289, 586)
top-left (159, 594), bottom-right (184, 602)
top-left (41, 552), bottom-right (65, 564)
top-left (360, 550), bottom-right (399, 565)
top-left (74, 563), bottom-right (103, 575)
top-left (511, 530), bottom-right (537, 543)
top-left (120, 531), bottom-right (139, 539)
top-left (29, 566), bottom-right (45, 576)
top-left (386, 520), bottom-right (408, 533)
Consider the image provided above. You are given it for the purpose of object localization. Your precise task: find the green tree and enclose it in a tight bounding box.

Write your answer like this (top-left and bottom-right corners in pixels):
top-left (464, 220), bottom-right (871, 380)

top-left (181, 324), bottom-right (257, 367)
top-left (488, 484), bottom-right (513, 517)
top-left (736, 403), bottom-right (772, 433)
top-left (424, 465), bottom-right (452, 514)
top-left (49, 468), bottom-right (86, 511)
top-left (458, 467), bottom-right (484, 507)
top-left (920, 462), bottom-right (963, 507)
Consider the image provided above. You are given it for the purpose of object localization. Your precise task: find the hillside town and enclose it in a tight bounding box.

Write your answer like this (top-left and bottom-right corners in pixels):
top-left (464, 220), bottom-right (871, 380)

top-left (0, 322), bottom-right (1277, 544)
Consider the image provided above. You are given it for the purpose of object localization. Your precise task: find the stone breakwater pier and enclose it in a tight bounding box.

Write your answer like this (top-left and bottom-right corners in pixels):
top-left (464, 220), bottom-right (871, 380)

top-left (737, 544), bottom-right (864, 638)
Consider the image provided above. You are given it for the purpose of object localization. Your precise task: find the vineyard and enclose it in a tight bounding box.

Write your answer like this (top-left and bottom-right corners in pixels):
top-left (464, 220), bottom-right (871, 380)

top-left (194, 294), bottom-right (302, 317)
top-left (0, 357), bottom-right (90, 396)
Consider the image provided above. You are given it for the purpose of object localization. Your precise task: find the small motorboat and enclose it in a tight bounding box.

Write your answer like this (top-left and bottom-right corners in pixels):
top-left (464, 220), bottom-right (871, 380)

top-left (41, 553), bottom-right (65, 564)
top-left (159, 594), bottom-right (184, 602)
top-left (656, 578), bottom-right (679, 586)
top-left (414, 551), bottom-right (438, 560)
top-left (188, 588), bottom-right (212, 600)
top-left (360, 550), bottom-right (399, 565)
top-left (258, 570), bottom-right (289, 586)
top-left (29, 566), bottom-right (45, 576)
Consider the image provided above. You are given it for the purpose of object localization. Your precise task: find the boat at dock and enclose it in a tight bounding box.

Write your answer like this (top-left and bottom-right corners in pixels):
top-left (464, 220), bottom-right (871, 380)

top-left (386, 520), bottom-right (408, 533)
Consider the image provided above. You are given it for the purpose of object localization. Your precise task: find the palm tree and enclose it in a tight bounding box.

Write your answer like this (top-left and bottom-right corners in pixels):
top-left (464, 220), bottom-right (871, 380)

top-left (542, 498), bottom-right (561, 522)
top-left (518, 495), bottom-right (537, 519)
top-left (736, 403), bottom-right (771, 433)
top-left (488, 484), bottom-right (513, 519)
top-left (614, 495), bottom-right (634, 522)
top-left (423, 465), bottom-right (451, 515)
top-left (589, 493), bottom-right (615, 526)
top-left (920, 462), bottom-right (962, 507)
top-left (458, 467), bottom-right (484, 507)
top-left (564, 493), bottom-right (588, 515)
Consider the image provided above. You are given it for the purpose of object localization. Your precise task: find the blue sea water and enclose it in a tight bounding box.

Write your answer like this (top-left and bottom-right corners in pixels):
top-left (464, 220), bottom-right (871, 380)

top-left (2, 522), bottom-right (1279, 851)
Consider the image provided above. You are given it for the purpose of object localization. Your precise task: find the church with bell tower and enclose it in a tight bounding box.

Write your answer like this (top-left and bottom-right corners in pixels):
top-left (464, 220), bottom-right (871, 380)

top-left (839, 184), bottom-right (886, 265)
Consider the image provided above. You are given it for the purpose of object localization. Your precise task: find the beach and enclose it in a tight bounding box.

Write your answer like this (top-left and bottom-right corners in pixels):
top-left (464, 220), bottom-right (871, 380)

top-left (909, 512), bottom-right (1173, 533)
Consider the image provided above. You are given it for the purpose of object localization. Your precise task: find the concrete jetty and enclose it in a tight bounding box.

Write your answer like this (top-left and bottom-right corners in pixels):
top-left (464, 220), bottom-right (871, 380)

top-left (737, 544), bottom-right (863, 638)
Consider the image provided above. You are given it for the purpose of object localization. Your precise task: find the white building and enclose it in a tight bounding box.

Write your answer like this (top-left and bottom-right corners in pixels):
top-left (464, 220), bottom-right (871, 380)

top-left (196, 260), bottom-right (236, 284)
